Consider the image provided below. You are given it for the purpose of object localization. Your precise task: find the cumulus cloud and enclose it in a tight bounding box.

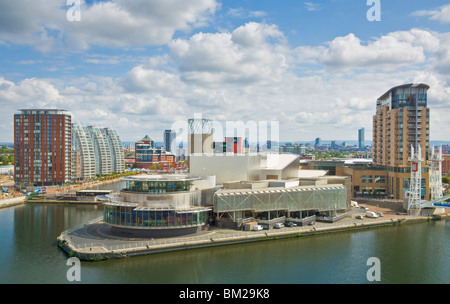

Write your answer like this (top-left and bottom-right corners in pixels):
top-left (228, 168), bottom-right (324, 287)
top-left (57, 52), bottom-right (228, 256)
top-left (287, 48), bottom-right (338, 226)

top-left (169, 22), bottom-right (288, 85)
top-left (431, 33), bottom-right (450, 75)
top-left (0, 0), bottom-right (219, 51)
top-left (318, 33), bottom-right (427, 70)
top-left (411, 4), bottom-right (450, 23)
top-left (2, 19), bottom-right (450, 142)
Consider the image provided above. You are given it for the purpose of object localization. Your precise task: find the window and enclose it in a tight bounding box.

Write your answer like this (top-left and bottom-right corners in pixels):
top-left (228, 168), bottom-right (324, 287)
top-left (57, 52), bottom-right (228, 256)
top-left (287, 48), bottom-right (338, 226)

top-left (374, 176), bottom-right (386, 183)
top-left (362, 175), bottom-right (373, 183)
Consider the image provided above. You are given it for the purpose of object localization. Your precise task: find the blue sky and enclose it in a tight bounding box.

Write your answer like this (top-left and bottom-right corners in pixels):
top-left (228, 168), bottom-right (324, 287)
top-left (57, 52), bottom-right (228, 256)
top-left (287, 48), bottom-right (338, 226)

top-left (1, 0), bottom-right (450, 143)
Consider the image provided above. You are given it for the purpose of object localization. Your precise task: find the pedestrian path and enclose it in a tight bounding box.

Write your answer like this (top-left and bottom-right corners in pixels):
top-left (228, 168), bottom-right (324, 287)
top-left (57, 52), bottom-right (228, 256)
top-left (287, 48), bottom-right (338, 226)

top-left (0, 196), bottom-right (26, 209)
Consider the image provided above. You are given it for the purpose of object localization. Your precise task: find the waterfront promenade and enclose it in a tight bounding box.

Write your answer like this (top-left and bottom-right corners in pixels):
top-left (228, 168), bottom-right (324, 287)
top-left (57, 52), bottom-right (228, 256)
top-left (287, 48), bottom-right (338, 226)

top-left (0, 196), bottom-right (26, 209)
top-left (58, 207), bottom-right (449, 261)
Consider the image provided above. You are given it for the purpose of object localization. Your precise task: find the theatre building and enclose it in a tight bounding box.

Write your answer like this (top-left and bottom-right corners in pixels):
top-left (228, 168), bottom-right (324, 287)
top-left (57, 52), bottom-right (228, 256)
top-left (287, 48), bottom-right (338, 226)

top-left (103, 174), bottom-right (214, 238)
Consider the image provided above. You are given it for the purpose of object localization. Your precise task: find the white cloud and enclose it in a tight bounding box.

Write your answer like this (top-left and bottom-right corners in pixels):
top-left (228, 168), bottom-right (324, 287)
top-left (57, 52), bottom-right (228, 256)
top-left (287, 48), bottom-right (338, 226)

top-left (318, 32), bottom-right (427, 70)
top-left (169, 22), bottom-right (288, 85)
top-left (228, 7), bottom-right (267, 18)
top-left (431, 33), bottom-right (450, 75)
top-left (0, 0), bottom-right (219, 51)
top-left (1, 21), bottom-right (450, 143)
top-left (304, 2), bottom-right (322, 12)
top-left (411, 4), bottom-right (450, 23)
top-left (121, 65), bottom-right (185, 93)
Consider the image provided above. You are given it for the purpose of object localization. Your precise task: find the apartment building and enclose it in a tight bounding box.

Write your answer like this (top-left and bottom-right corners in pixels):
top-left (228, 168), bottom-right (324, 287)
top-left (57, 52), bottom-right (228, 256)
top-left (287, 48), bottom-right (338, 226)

top-left (14, 109), bottom-right (72, 186)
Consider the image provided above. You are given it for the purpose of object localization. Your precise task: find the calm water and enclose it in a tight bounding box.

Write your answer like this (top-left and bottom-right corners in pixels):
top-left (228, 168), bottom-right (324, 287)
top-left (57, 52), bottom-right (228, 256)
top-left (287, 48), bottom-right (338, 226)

top-left (0, 202), bottom-right (449, 284)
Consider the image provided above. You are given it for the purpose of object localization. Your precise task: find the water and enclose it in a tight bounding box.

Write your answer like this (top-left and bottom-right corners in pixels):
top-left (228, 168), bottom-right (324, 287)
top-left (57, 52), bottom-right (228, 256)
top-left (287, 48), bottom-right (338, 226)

top-left (0, 202), bottom-right (449, 284)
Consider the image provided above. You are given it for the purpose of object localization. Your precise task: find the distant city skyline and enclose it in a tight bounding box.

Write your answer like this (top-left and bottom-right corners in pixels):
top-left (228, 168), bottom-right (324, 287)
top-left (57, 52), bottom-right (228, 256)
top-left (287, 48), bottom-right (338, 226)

top-left (1, 1), bottom-right (450, 142)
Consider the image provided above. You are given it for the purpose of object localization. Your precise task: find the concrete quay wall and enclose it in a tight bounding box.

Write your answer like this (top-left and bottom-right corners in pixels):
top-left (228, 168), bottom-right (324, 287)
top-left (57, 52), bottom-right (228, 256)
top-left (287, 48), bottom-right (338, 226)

top-left (355, 198), bottom-right (405, 212)
top-left (57, 215), bottom-right (438, 261)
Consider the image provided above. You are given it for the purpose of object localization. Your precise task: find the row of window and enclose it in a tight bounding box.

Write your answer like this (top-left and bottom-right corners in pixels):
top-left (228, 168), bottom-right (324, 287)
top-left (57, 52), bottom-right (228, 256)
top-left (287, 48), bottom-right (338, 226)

top-left (361, 175), bottom-right (386, 183)
top-left (125, 180), bottom-right (190, 193)
top-left (103, 205), bottom-right (206, 228)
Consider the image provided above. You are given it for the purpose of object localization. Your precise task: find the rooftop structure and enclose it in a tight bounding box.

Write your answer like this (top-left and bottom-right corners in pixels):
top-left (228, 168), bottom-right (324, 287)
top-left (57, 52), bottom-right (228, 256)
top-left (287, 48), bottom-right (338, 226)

top-left (189, 153), bottom-right (300, 184)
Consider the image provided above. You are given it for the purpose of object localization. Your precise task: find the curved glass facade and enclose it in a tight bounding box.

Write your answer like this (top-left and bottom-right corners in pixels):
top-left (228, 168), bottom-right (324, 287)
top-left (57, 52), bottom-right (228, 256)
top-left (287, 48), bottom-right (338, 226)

top-left (103, 203), bottom-right (207, 228)
top-left (124, 180), bottom-right (190, 193)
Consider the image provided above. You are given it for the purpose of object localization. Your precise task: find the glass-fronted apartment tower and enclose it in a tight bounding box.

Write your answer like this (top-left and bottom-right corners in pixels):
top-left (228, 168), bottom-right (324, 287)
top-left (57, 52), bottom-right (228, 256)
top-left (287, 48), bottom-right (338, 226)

top-left (372, 83), bottom-right (430, 200)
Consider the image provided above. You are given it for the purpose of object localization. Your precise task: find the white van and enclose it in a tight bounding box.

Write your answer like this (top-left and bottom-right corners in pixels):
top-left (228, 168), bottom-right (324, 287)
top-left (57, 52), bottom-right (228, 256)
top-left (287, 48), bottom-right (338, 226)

top-left (365, 211), bottom-right (379, 218)
top-left (253, 225), bottom-right (263, 231)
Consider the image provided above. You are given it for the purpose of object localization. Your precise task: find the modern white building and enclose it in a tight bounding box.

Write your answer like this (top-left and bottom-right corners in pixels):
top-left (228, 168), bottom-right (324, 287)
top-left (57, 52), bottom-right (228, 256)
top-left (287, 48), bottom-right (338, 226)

top-left (189, 153), bottom-right (300, 184)
top-left (189, 152), bottom-right (350, 229)
top-left (72, 124), bottom-right (125, 179)
top-left (88, 126), bottom-right (112, 175)
top-left (103, 128), bottom-right (125, 173)
top-left (72, 124), bottom-right (96, 179)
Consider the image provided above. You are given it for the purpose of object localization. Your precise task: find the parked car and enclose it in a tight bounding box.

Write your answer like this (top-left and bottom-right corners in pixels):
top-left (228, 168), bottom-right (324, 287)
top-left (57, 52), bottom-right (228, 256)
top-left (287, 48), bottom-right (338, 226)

top-left (274, 223), bottom-right (284, 229)
top-left (355, 215), bottom-right (364, 219)
top-left (308, 221), bottom-right (315, 226)
top-left (377, 212), bottom-right (384, 217)
top-left (253, 225), bottom-right (263, 231)
top-left (360, 205), bottom-right (369, 211)
top-left (286, 222), bottom-right (297, 227)
top-left (365, 211), bottom-right (379, 218)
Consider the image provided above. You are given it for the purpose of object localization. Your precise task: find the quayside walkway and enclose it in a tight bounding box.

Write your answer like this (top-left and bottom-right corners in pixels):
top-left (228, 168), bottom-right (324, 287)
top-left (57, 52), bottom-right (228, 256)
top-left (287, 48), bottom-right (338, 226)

top-left (57, 209), bottom-right (446, 261)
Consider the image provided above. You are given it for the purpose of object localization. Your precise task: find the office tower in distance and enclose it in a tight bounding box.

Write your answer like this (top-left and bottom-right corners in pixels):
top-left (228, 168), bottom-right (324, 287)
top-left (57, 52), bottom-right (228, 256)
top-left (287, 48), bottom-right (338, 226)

top-left (14, 109), bottom-right (72, 186)
top-left (135, 135), bottom-right (175, 169)
top-left (164, 130), bottom-right (176, 153)
top-left (315, 137), bottom-right (321, 148)
top-left (358, 128), bottom-right (365, 149)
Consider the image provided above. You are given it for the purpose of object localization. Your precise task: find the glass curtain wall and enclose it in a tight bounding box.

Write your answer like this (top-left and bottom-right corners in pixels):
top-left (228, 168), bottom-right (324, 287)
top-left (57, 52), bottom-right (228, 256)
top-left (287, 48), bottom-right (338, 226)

top-left (104, 204), bottom-right (206, 228)
top-left (125, 180), bottom-right (190, 193)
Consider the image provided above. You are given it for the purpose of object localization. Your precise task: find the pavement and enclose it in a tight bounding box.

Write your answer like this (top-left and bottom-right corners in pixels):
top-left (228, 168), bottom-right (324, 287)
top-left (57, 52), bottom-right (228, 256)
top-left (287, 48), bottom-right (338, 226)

top-left (0, 196), bottom-right (26, 208)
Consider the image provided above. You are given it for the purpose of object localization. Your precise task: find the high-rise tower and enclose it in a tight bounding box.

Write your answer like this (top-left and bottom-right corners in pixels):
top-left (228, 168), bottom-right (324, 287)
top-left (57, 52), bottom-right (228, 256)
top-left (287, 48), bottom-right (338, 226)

top-left (14, 109), bottom-right (72, 186)
top-left (372, 83), bottom-right (430, 200)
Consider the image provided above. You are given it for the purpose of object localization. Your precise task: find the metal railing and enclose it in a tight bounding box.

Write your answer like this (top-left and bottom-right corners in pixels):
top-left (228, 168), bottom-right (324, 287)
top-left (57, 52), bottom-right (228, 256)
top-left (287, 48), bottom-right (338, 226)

top-left (60, 216), bottom-right (405, 252)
